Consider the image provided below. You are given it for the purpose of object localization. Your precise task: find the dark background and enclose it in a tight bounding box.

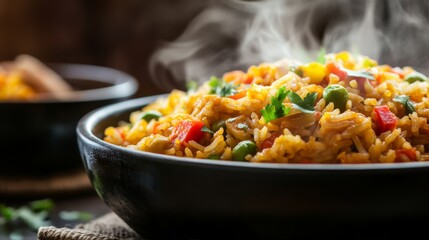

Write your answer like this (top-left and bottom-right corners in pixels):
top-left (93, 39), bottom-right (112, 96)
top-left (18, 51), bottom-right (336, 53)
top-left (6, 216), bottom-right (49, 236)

top-left (0, 0), bottom-right (210, 97)
top-left (1, 0), bottom-right (429, 97)
top-left (1, 1), bottom-right (429, 239)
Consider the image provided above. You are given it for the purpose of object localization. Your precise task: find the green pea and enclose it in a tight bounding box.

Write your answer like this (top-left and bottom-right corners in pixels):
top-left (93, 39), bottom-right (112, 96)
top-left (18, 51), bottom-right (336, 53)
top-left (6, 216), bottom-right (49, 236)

top-left (141, 110), bottom-right (162, 122)
top-left (232, 140), bottom-right (257, 161)
top-left (211, 120), bottom-right (226, 132)
top-left (323, 84), bottom-right (349, 112)
top-left (404, 71), bottom-right (427, 84)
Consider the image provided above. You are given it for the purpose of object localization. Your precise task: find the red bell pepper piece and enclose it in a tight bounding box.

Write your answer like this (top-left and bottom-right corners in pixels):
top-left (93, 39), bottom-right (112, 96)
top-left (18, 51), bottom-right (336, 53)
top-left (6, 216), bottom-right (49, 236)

top-left (241, 75), bottom-right (254, 84)
top-left (115, 128), bottom-right (126, 140)
top-left (170, 120), bottom-right (205, 144)
top-left (395, 148), bottom-right (417, 162)
top-left (152, 122), bottom-right (160, 134)
top-left (326, 62), bottom-right (348, 81)
top-left (229, 90), bottom-right (246, 100)
top-left (260, 132), bottom-right (281, 149)
top-left (373, 105), bottom-right (398, 134)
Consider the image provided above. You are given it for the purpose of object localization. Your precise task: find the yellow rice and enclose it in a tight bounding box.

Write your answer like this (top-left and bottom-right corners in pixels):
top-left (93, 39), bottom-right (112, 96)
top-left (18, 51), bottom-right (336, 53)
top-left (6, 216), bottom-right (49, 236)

top-left (104, 51), bottom-right (429, 164)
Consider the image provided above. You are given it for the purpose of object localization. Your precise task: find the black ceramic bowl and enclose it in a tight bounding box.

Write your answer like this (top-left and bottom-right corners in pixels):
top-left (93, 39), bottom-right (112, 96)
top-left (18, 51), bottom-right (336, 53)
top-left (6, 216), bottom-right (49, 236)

top-left (1, 63), bottom-right (138, 176)
top-left (78, 96), bottom-right (429, 239)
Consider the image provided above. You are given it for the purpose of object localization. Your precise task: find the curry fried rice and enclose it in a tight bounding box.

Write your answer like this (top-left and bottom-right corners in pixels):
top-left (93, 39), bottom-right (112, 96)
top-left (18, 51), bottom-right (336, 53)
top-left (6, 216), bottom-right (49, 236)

top-left (104, 51), bottom-right (429, 164)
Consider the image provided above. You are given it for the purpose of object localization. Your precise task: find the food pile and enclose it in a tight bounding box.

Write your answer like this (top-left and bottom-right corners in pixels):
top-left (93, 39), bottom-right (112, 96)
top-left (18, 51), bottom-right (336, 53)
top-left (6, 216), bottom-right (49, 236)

top-left (105, 51), bottom-right (429, 164)
top-left (0, 55), bottom-right (72, 100)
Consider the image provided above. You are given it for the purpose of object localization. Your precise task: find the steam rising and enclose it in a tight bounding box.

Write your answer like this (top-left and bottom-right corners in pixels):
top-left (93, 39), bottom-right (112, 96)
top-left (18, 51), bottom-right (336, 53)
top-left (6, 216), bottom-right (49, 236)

top-left (150, 0), bottom-right (429, 91)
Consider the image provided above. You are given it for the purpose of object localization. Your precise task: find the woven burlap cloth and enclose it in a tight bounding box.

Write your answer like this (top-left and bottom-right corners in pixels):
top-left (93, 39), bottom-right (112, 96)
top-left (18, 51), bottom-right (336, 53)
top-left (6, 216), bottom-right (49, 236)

top-left (38, 212), bottom-right (143, 240)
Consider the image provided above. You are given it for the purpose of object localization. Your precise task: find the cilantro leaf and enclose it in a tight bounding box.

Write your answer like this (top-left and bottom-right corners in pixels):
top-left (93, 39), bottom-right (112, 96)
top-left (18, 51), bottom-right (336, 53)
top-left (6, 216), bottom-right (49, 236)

top-left (0, 199), bottom-right (96, 236)
top-left (218, 82), bottom-right (237, 97)
top-left (208, 76), bottom-right (238, 97)
top-left (344, 69), bottom-right (375, 80)
top-left (201, 126), bottom-right (214, 134)
top-left (289, 64), bottom-right (303, 77)
top-left (16, 207), bottom-right (50, 230)
top-left (186, 80), bottom-right (198, 92)
top-left (59, 211), bottom-right (93, 222)
top-left (208, 76), bottom-right (221, 91)
top-left (0, 204), bottom-right (16, 221)
top-left (393, 95), bottom-right (408, 105)
top-left (29, 199), bottom-right (54, 212)
top-left (288, 92), bottom-right (318, 113)
top-left (393, 95), bottom-right (415, 114)
top-left (261, 86), bottom-right (291, 122)
top-left (0, 203), bottom-right (52, 231)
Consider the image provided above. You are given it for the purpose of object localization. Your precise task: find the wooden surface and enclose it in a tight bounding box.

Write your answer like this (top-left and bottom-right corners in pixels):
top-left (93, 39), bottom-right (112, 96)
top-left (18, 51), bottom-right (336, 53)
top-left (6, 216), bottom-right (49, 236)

top-left (0, 169), bottom-right (92, 198)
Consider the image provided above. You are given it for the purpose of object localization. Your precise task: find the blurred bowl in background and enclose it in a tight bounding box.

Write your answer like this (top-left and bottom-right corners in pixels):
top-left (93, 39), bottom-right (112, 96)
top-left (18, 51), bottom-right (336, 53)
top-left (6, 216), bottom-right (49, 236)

top-left (0, 63), bottom-right (138, 176)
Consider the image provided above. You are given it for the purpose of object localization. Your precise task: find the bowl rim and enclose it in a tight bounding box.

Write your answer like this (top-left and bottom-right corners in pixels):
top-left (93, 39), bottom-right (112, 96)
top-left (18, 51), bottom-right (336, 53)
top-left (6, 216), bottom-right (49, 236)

top-left (0, 63), bottom-right (138, 103)
top-left (77, 94), bottom-right (429, 171)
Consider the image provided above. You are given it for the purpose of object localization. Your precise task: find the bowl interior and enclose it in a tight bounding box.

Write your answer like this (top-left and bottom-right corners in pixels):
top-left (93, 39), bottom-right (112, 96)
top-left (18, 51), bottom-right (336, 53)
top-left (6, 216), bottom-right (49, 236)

top-left (45, 63), bottom-right (138, 102)
top-left (68, 78), bottom-right (112, 90)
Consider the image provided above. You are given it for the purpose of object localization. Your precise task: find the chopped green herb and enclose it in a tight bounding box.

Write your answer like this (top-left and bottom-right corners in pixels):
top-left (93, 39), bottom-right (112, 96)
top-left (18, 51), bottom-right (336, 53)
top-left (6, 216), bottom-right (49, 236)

top-left (237, 123), bottom-right (248, 131)
top-left (208, 76), bottom-right (221, 90)
top-left (0, 203), bottom-right (52, 231)
top-left (0, 204), bottom-right (16, 222)
top-left (0, 199), bottom-right (95, 236)
top-left (1, 204), bottom-right (52, 231)
top-left (217, 82), bottom-right (237, 97)
top-left (344, 69), bottom-right (375, 80)
top-left (186, 80), bottom-right (198, 92)
top-left (393, 95), bottom-right (415, 114)
top-left (211, 120), bottom-right (226, 132)
top-left (208, 76), bottom-right (238, 97)
top-left (288, 92), bottom-right (318, 113)
top-left (261, 86), bottom-right (291, 122)
top-left (29, 199), bottom-right (54, 212)
top-left (59, 211), bottom-right (93, 222)
top-left (404, 71), bottom-right (427, 84)
top-left (201, 126), bottom-right (214, 134)
top-left (289, 64), bottom-right (303, 77)
top-left (316, 48), bottom-right (326, 64)
top-left (141, 110), bottom-right (162, 122)
top-left (17, 207), bottom-right (50, 230)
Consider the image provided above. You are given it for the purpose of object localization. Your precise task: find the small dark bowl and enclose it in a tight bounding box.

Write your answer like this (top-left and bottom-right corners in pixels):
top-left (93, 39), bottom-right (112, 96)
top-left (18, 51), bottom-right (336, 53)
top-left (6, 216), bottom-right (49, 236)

top-left (78, 96), bottom-right (429, 239)
top-left (0, 63), bottom-right (138, 176)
